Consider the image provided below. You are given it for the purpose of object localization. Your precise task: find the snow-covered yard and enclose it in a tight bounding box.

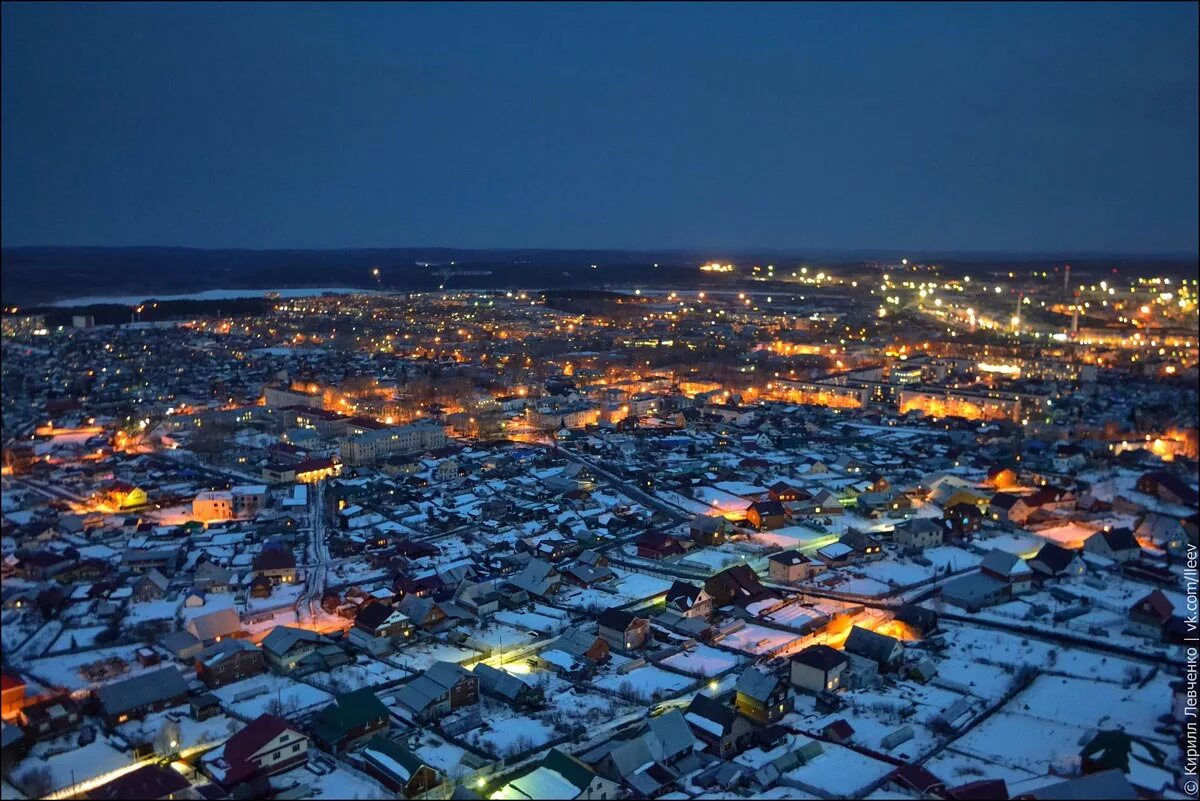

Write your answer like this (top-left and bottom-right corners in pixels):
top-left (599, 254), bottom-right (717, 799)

top-left (658, 644), bottom-right (744, 677)
top-left (210, 673), bottom-right (332, 719)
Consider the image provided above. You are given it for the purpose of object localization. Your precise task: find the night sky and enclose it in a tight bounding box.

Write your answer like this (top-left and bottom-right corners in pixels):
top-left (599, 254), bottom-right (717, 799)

top-left (2, 2), bottom-right (1197, 254)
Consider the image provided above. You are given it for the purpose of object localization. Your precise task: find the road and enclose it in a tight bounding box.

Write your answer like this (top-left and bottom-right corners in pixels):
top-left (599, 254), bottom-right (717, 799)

top-left (530, 441), bottom-right (693, 524)
top-left (303, 479), bottom-right (330, 620)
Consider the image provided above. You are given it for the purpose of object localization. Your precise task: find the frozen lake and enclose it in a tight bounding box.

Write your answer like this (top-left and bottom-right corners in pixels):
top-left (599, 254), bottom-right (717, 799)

top-left (51, 286), bottom-right (380, 307)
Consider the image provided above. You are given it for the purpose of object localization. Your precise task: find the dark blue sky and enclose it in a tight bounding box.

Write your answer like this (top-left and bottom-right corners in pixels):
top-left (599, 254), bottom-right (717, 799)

top-left (2, 2), bottom-right (1197, 254)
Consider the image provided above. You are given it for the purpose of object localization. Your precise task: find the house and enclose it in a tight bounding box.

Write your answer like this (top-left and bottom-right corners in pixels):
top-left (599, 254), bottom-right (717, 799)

top-left (665, 580), bottom-right (712, 619)
top-left (85, 763), bottom-right (193, 800)
top-left (767, 550), bottom-right (816, 583)
top-left (985, 466), bottom-right (1018, 489)
top-left (453, 580), bottom-right (502, 618)
top-left (361, 736), bottom-right (442, 798)
top-left (769, 481), bottom-right (808, 503)
top-left (597, 609), bottom-right (651, 652)
top-left (1134, 512), bottom-right (1190, 555)
top-left (491, 748), bottom-right (620, 800)
top-left (734, 668), bottom-right (791, 724)
top-left (1050, 443), bottom-right (1088, 472)
top-left (250, 549), bottom-right (297, 585)
top-left (560, 560), bottom-right (615, 587)
top-left (261, 626), bottom-right (325, 674)
top-left (843, 626), bottom-right (902, 670)
top-left (1128, 590), bottom-right (1175, 639)
top-left (194, 561), bottom-right (235, 594)
top-left (312, 689), bottom-right (390, 753)
top-left (690, 515), bottom-right (730, 546)
top-left (892, 518), bottom-right (943, 550)
top-left (1083, 528), bottom-right (1141, 563)
top-left (1, 672), bottom-right (28, 720)
top-left (894, 605), bottom-right (939, 638)
top-left (190, 693), bottom-right (221, 721)
top-left (249, 574), bottom-right (273, 599)
top-left (979, 549), bottom-right (1034, 595)
top-left (395, 594), bottom-right (446, 631)
top-left (705, 565), bottom-right (770, 608)
top-left (392, 661), bottom-right (479, 722)
top-left (578, 710), bottom-right (698, 795)
top-left (791, 644), bottom-right (849, 695)
top-left (1136, 471), bottom-right (1199, 506)
top-left (822, 719), bottom-right (855, 744)
top-left (508, 558), bottom-right (562, 599)
top-left (1027, 543), bottom-right (1086, 580)
top-left (122, 548), bottom-right (180, 576)
top-left (992, 486), bottom-right (1076, 524)
top-left (988, 492), bottom-right (1025, 524)
top-left (160, 630), bottom-right (203, 663)
top-left (941, 502), bottom-right (983, 539)
top-left (473, 662), bottom-right (543, 707)
top-left (939, 572), bottom-right (1010, 612)
top-left (838, 530), bottom-right (884, 561)
top-left (540, 629), bottom-right (610, 674)
top-left (354, 602), bottom-right (414, 639)
top-left (815, 542), bottom-right (855, 567)
top-left (195, 639), bottom-right (265, 688)
top-left (746, 500), bottom-right (788, 531)
top-left (96, 666), bottom-right (189, 725)
top-left (205, 714), bottom-right (308, 789)
top-left (684, 693), bottom-right (754, 757)
top-left (636, 530), bottom-right (686, 560)
top-left (132, 569), bottom-right (170, 602)
top-left (857, 490), bottom-right (914, 519)
top-left (17, 695), bottom-right (82, 742)
top-left (185, 607), bottom-right (243, 645)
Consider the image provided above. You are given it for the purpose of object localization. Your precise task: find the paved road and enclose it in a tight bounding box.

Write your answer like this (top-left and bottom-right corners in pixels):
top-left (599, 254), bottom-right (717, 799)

top-left (303, 479), bottom-right (330, 620)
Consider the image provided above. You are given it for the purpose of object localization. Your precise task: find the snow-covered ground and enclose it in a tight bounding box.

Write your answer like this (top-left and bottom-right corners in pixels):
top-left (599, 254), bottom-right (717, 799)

top-left (210, 673), bottom-right (332, 719)
top-left (659, 644), bottom-right (745, 677)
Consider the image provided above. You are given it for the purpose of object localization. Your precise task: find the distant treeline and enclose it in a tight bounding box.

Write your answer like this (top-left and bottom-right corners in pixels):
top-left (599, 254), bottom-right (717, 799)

top-left (2, 246), bottom-right (1195, 305)
top-left (26, 297), bottom-right (277, 327)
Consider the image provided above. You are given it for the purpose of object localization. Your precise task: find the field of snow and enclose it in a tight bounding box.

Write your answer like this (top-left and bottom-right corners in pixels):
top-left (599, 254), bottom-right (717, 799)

top-left (465, 706), bottom-right (557, 757)
top-left (608, 571), bottom-right (675, 601)
top-left (24, 644), bottom-right (159, 691)
top-left (51, 287), bottom-right (380, 307)
top-left (659, 644), bottom-right (745, 676)
top-left (211, 673), bottom-right (332, 719)
top-left (592, 664), bottom-right (695, 700)
top-left (715, 623), bottom-right (802, 655)
top-left (783, 741), bottom-right (897, 797)
top-left (47, 626), bottom-right (111, 654)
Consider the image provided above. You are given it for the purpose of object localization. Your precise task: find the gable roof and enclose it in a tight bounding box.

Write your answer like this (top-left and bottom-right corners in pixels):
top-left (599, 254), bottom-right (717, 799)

top-left (260, 625), bottom-right (323, 657)
top-left (96, 666), bottom-right (188, 717)
top-left (1097, 527), bottom-right (1139, 552)
top-left (314, 689), bottom-right (388, 740)
top-left (844, 626), bottom-right (900, 663)
top-left (221, 714), bottom-right (300, 781)
top-left (768, 550), bottom-right (810, 566)
top-left (1133, 589), bottom-right (1174, 622)
top-left (1029, 543), bottom-right (1079, 573)
top-left (790, 644), bottom-right (848, 671)
top-left (86, 764), bottom-right (190, 800)
top-left (362, 736), bottom-right (429, 784)
top-left (186, 607), bottom-right (242, 641)
top-left (685, 692), bottom-right (738, 734)
top-left (980, 549), bottom-right (1029, 578)
top-left (597, 608), bottom-right (644, 631)
top-left (735, 668), bottom-right (781, 702)
top-left (356, 601), bottom-right (402, 630)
